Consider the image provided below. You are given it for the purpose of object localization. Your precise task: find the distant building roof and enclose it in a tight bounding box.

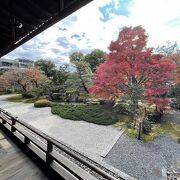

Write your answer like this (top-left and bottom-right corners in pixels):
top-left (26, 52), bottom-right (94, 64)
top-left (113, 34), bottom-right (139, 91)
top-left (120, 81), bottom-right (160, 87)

top-left (0, 58), bottom-right (34, 69)
top-left (0, 58), bottom-right (15, 63)
top-left (15, 58), bottom-right (34, 63)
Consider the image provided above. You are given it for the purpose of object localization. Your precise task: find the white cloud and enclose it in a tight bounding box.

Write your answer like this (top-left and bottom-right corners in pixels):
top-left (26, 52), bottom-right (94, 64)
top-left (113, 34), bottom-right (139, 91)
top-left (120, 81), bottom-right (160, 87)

top-left (128, 0), bottom-right (180, 46)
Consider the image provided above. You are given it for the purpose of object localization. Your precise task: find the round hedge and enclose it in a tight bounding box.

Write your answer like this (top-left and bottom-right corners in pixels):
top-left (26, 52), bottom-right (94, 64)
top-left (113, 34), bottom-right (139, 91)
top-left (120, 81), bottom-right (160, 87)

top-left (34, 99), bottom-right (51, 108)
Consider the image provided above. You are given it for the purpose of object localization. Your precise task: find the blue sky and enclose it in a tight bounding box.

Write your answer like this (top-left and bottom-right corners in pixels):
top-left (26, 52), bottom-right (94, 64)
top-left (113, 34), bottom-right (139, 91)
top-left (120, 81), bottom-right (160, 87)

top-left (4, 0), bottom-right (180, 65)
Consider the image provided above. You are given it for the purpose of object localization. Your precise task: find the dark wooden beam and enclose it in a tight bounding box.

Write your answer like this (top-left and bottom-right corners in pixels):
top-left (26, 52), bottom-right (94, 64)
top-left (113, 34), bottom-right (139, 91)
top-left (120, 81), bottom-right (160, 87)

top-left (0, 35), bottom-right (11, 42)
top-left (14, 0), bottom-right (52, 20)
top-left (14, 17), bottom-right (36, 30)
top-left (13, 4), bottom-right (43, 26)
top-left (0, 31), bottom-right (11, 40)
top-left (59, 0), bottom-right (64, 13)
top-left (0, 24), bottom-right (11, 33)
top-left (0, 6), bottom-right (41, 27)
top-left (10, 0), bottom-right (15, 45)
top-left (31, 0), bottom-right (59, 15)
top-left (0, 6), bottom-right (37, 29)
top-left (24, 0), bottom-right (52, 18)
top-left (0, 0), bottom-right (93, 57)
top-left (11, 17), bottom-right (16, 45)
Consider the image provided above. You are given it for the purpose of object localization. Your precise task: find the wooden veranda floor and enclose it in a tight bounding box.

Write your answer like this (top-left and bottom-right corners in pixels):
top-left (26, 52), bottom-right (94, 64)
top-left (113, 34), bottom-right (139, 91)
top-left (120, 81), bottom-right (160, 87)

top-left (0, 128), bottom-right (62, 180)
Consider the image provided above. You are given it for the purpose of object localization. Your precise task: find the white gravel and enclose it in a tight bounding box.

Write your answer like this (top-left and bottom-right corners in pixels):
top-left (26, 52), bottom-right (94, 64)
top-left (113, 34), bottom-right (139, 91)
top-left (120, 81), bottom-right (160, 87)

top-left (0, 94), bottom-right (122, 159)
top-left (104, 134), bottom-right (180, 180)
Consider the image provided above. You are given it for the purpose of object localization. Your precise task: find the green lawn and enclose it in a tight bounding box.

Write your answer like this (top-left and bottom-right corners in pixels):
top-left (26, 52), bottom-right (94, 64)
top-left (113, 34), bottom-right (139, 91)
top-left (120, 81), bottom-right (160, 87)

top-left (142, 121), bottom-right (180, 142)
top-left (51, 103), bottom-right (119, 125)
top-left (114, 114), bottom-right (180, 142)
top-left (6, 94), bottom-right (46, 103)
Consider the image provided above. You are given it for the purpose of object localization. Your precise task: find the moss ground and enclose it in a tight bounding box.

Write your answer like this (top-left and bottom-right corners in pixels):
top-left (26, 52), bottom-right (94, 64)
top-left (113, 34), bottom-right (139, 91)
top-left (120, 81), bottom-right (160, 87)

top-left (6, 94), bottom-right (46, 103)
top-left (114, 114), bottom-right (180, 142)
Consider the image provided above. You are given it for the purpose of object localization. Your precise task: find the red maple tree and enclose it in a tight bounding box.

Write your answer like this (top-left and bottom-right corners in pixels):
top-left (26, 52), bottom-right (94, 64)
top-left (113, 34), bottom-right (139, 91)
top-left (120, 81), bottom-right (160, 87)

top-left (0, 75), bottom-right (10, 91)
top-left (3, 68), bottom-right (42, 92)
top-left (26, 68), bottom-right (42, 87)
top-left (90, 26), bottom-right (176, 112)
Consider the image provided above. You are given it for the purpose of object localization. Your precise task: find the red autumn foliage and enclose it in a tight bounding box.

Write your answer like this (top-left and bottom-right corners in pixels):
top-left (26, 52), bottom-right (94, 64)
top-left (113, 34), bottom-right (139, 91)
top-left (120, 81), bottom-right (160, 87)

top-left (90, 26), bottom-right (176, 109)
top-left (2, 68), bottom-right (42, 91)
top-left (26, 68), bottom-right (42, 87)
top-left (171, 52), bottom-right (180, 84)
top-left (0, 75), bottom-right (10, 90)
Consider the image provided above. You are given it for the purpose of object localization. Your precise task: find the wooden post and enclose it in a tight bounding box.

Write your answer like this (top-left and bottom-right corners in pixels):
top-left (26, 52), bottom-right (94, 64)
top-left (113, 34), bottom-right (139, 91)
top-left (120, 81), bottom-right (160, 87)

top-left (2, 119), bottom-right (6, 124)
top-left (46, 141), bottom-right (53, 165)
top-left (138, 122), bottom-right (142, 140)
top-left (24, 136), bottom-right (30, 144)
top-left (11, 118), bottom-right (16, 132)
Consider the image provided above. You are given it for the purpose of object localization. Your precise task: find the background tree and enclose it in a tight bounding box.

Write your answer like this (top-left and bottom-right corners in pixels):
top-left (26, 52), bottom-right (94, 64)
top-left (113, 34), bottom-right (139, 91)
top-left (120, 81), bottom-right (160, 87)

top-left (26, 68), bottom-right (42, 88)
top-left (65, 72), bottom-right (81, 92)
top-left (0, 75), bottom-right (10, 91)
top-left (3, 68), bottom-right (43, 92)
top-left (35, 59), bottom-right (55, 77)
top-left (30, 76), bottom-right (52, 98)
top-left (90, 26), bottom-right (176, 121)
top-left (85, 49), bottom-right (106, 72)
top-left (0, 68), bottom-right (8, 75)
top-left (52, 64), bottom-right (69, 85)
top-left (70, 52), bottom-right (92, 93)
top-left (156, 41), bottom-right (180, 109)
top-left (4, 69), bottom-right (30, 92)
top-left (156, 41), bottom-right (180, 85)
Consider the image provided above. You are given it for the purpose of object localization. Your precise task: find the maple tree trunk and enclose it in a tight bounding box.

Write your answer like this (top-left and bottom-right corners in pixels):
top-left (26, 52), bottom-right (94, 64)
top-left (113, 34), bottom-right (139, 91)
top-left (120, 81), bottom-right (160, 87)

top-left (131, 79), bottom-right (139, 127)
top-left (34, 81), bottom-right (38, 88)
top-left (20, 85), bottom-right (27, 92)
top-left (79, 72), bottom-right (89, 93)
top-left (17, 81), bottom-right (27, 92)
top-left (155, 105), bottom-right (164, 120)
top-left (137, 122), bottom-right (142, 140)
top-left (133, 102), bottom-right (138, 127)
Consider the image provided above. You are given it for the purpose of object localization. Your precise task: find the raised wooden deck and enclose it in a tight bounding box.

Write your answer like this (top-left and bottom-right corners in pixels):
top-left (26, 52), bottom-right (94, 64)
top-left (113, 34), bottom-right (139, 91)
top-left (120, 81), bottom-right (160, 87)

top-left (0, 108), bottom-right (133, 180)
top-left (0, 129), bottom-right (61, 180)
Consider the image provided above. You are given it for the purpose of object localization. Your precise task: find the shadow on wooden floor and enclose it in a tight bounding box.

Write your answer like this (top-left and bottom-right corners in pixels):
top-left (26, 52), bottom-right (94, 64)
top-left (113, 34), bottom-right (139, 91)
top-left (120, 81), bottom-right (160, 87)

top-left (0, 124), bottom-right (64, 180)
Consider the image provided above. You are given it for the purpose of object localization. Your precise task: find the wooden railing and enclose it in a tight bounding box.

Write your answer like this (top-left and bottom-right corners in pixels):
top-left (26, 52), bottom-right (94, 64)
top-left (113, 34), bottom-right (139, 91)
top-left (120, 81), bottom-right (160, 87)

top-left (0, 108), bottom-right (124, 180)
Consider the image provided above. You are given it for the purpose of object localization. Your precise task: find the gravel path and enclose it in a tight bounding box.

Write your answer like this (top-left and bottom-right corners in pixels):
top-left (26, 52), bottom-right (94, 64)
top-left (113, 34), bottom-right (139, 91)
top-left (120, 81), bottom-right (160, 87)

top-left (104, 133), bottom-right (180, 180)
top-left (0, 94), bottom-right (122, 159)
top-left (163, 110), bottom-right (180, 123)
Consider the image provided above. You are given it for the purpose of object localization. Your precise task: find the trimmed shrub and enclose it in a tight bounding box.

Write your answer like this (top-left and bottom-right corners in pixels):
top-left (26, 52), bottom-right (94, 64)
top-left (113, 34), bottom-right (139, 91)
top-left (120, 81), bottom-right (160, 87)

top-left (142, 120), bottom-right (152, 134)
top-left (6, 94), bottom-right (23, 102)
top-left (170, 98), bottom-right (180, 110)
top-left (147, 111), bottom-right (163, 123)
top-left (0, 90), bottom-right (12, 95)
top-left (77, 93), bottom-right (90, 103)
top-left (51, 103), bottom-right (118, 125)
top-left (34, 99), bottom-right (51, 108)
top-left (113, 101), bottom-right (131, 114)
top-left (22, 91), bottom-right (34, 98)
top-left (65, 90), bottom-right (79, 102)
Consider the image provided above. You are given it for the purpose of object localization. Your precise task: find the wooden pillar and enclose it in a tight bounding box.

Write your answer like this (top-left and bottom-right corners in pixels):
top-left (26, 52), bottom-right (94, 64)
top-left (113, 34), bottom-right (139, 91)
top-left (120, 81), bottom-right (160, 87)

top-left (24, 137), bottom-right (30, 144)
top-left (2, 118), bottom-right (6, 124)
top-left (137, 122), bottom-right (142, 140)
top-left (11, 118), bottom-right (16, 132)
top-left (46, 141), bottom-right (53, 165)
